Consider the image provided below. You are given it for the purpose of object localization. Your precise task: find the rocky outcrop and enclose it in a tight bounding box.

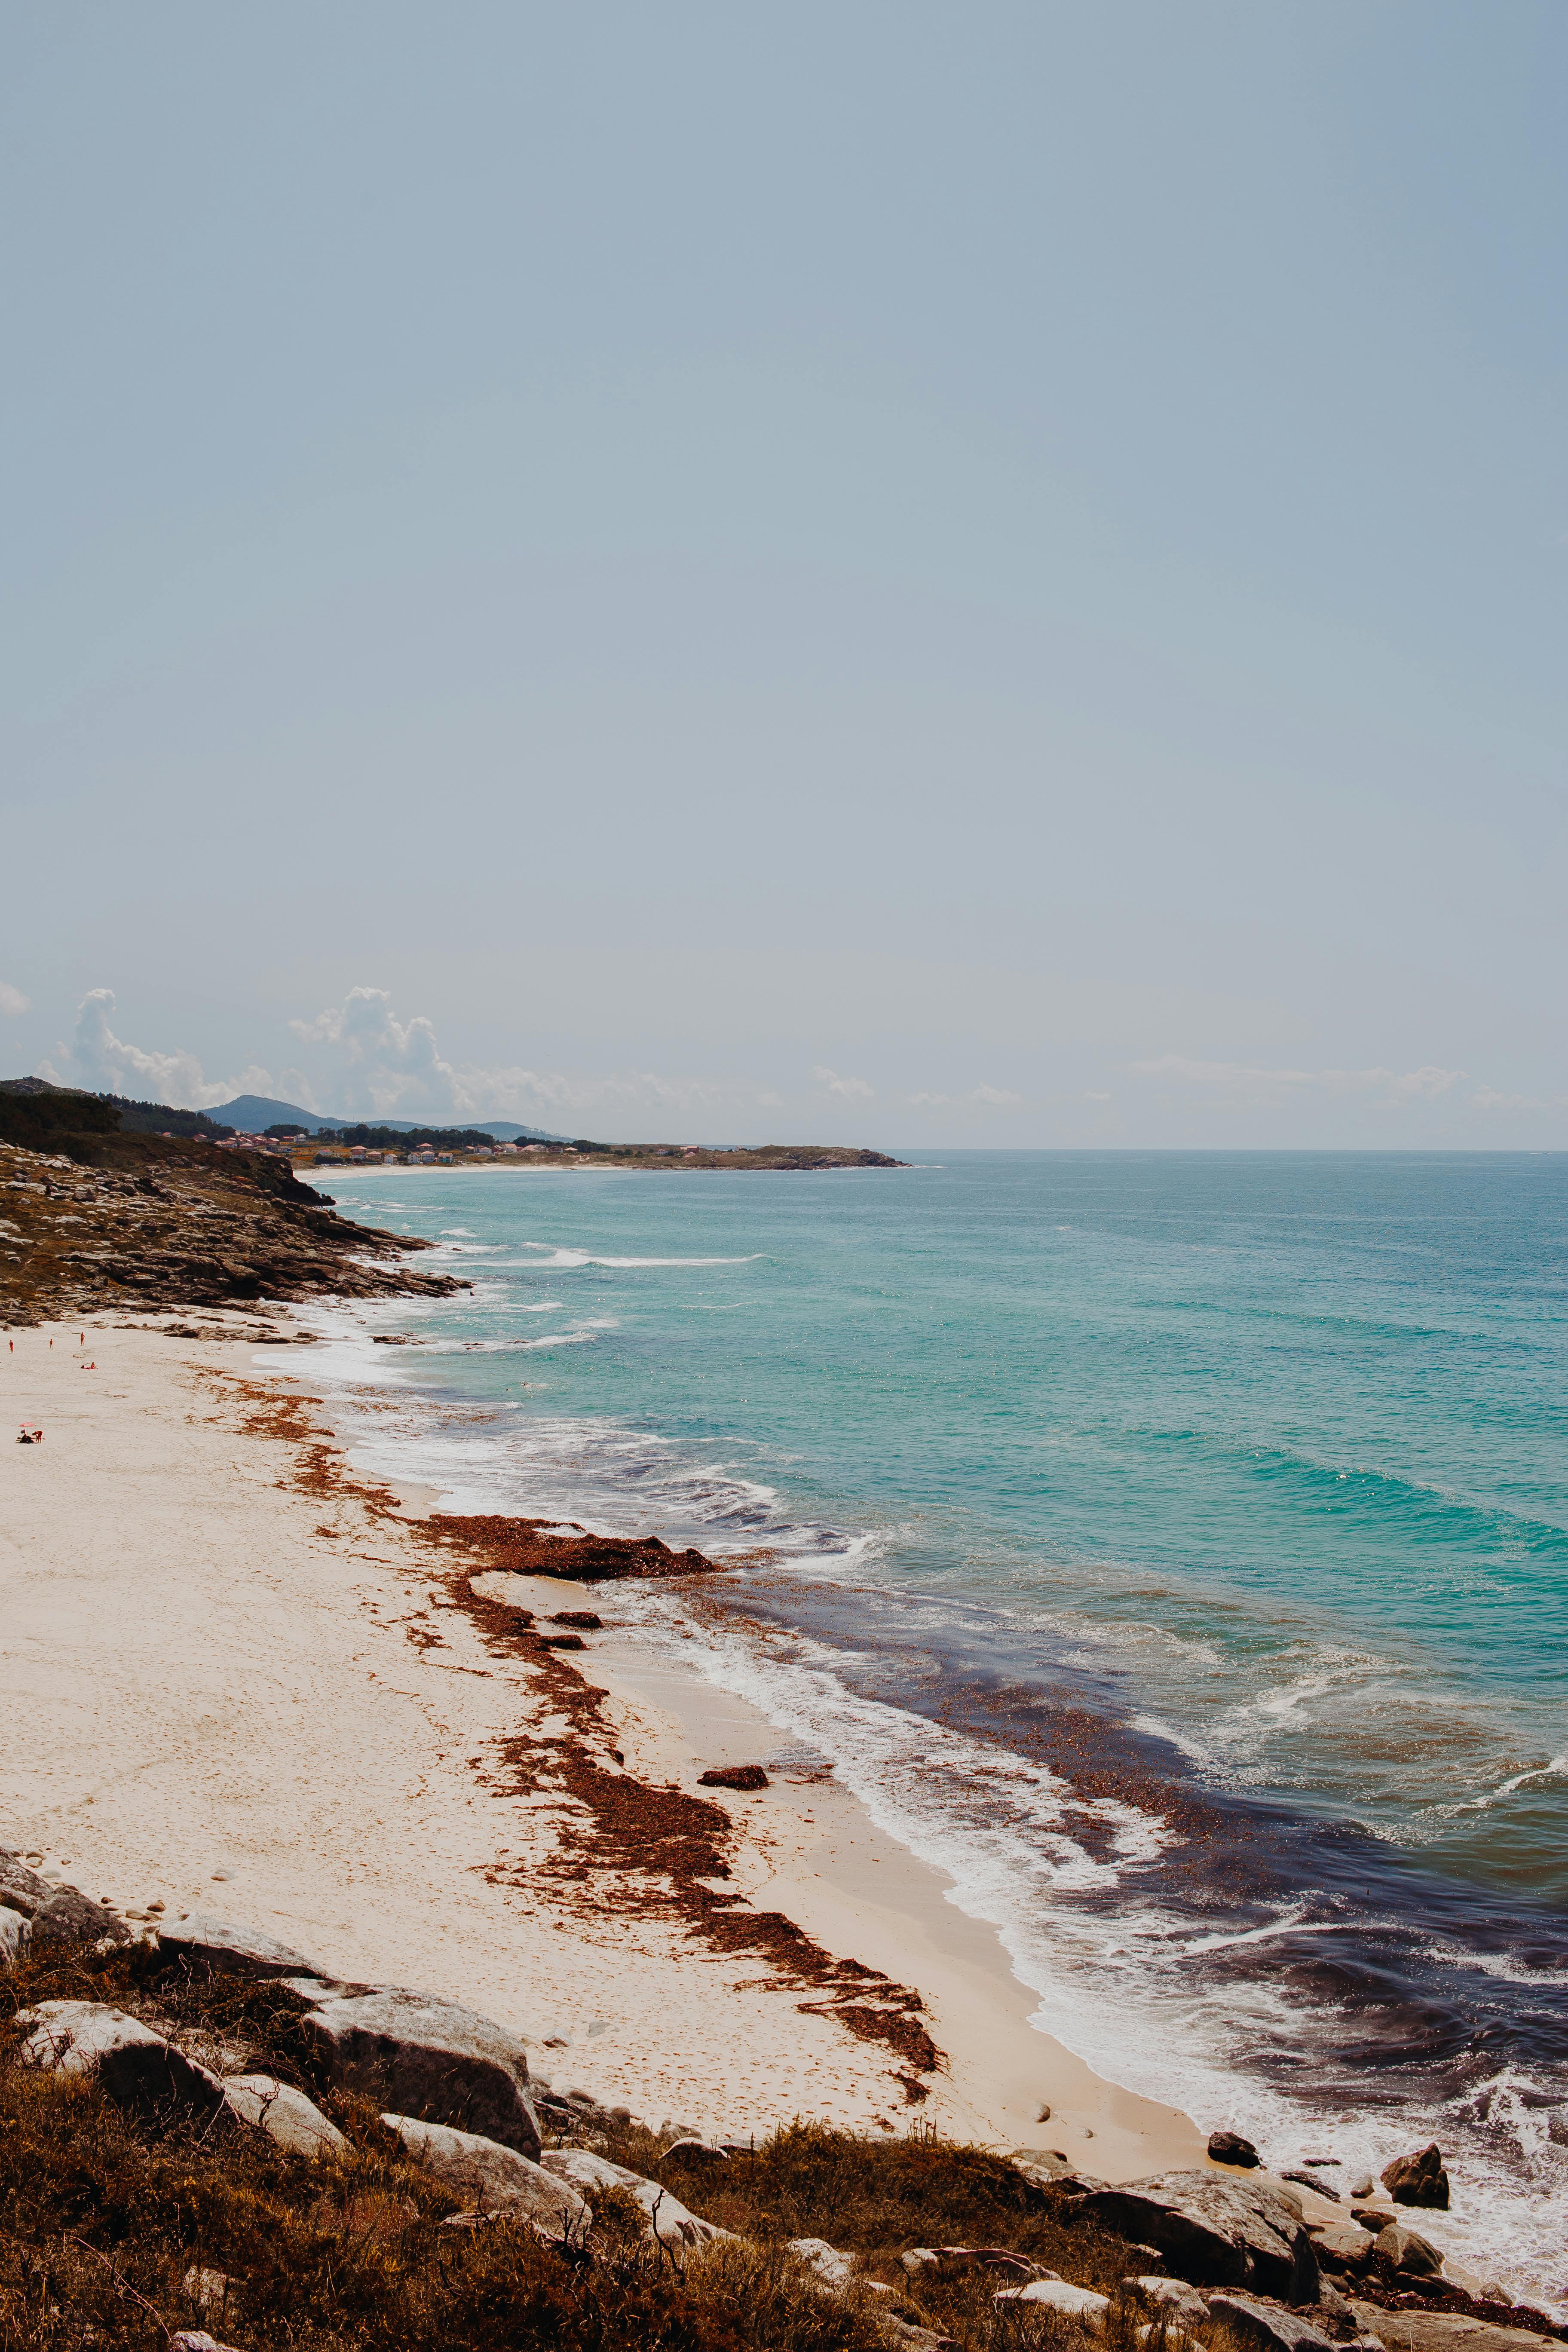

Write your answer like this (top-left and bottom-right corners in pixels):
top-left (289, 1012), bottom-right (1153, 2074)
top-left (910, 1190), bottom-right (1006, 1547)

top-left (0, 1136), bottom-right (468, 1325)
top-left (1349, 2307), bottom-right (1555, 2352)
top-left (1210, 2132), bottom-right (1262, 2168)
top-left (300, 1988), bottom-right (542, 2158)
top-left (18, 2000), bottom-right (225, 2120)
top-left (1381, 2147), bottom-right (1450, 2211)
top-left (383, 2116), bottom-right (586, 2236)
top-left (1079, 2171), bottom-right (1318, 2300)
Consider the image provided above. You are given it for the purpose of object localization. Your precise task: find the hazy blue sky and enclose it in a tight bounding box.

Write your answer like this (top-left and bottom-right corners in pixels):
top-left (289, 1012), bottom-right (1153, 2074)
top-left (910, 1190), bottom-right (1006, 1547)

top-left (3, 3), bottom-right (1564, 1145)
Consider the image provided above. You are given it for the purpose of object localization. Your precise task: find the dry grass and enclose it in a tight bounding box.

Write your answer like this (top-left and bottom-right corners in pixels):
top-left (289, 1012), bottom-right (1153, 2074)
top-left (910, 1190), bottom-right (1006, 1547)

top-left (0, 1945), bottom-right (1145, 2352)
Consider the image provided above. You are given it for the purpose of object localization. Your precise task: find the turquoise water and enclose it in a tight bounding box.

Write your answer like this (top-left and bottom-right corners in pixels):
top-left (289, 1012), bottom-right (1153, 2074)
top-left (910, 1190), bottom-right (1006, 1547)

top-left (309, 1152), bottom-right (1568, 2293)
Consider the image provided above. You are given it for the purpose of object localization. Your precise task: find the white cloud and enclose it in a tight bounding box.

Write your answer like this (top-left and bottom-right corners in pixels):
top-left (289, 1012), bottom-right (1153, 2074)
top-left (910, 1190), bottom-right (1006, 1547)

top-left (1086, 1091), bottom-right (1113, 1103)
top-left (1470, 1087), bottom-right (1564, 1113)
top-left (289, 986), bottom-right (793, 1126)
top-left (45, 989), bottom-right (259, 1109)
top-left (0, 981), bottom-right (29, 1017)
top-left (1132, 1054), bottom-right (1465, 1105)
top-left (811, 1064), bottom-right (875, 1101)
top-left (971, 1084), bottom-right (1022, 1106)
top-left (905, 1090), bottom-right (949, 1107)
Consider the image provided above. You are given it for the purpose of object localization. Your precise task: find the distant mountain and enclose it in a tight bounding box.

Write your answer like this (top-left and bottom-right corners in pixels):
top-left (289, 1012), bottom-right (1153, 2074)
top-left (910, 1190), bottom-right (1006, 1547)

top-left (206, 1093), bottom-right (564, 1142)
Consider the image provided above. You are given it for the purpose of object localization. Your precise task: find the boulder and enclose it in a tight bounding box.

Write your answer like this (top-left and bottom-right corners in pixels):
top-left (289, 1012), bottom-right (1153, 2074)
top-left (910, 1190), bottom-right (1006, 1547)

top-left (1348, 2306), bottom-right (1554, 2352)
top-left (17, 2000), bottom-right (225, 2120)
top-left (0, 1854), bottom-right (51, 1916)
top-left (384, 2115), bottom-right (586, 2237)
top-left (540, 2148), bottom-right (730, 2247)
top-left (1380, 2148), bottom-right (1449, 2211)
top-left (222, 2074), bottom-right (346, 2157)
top-left (300, 1989), bottom-right (542, 2158)
top-left (170, 2335), bottom-right (243, 2352)
top-left (28, 1886), bottom-right (131, 1952)
top-left (0, 1906), bottom-right (30, 1967)
top-left (1374, 2224), bottom-right (1442, 2277)
top-left (994, 2279), bottom-right (1111, 2325)
top-left (1210, 2132), bottom-right (1262, 2169)
top-left (1311, 2224), bottom-right (1378, 2273)
top-left (1126, 2276), bottom-right (1212, 2328)
top-left (1079, 2172), bottom-right (1317, 2300)
top-left (698, 1766), bottom-right (771, 1792)
top-left (159, 1914), bottom-right (316, 1980)
top-left (1207, 2293), bottom-right (1338, 2352)
top-left (790, 2239), bottom-right (859, 2291)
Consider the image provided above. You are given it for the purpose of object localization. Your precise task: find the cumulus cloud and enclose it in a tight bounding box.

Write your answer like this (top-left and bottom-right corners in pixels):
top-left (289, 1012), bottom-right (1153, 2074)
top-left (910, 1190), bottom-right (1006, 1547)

top-left (287, 986), bottom-right (789, 1124)
top-left (811, 1064), bottom-right (875, 1101)
top-left (41, 989), bottom-right (267, 1109)
top-left (1132, 1055), bottom-right (1465, 1105)
top-left (0, 981), bottom-right (30, 1017)
top-left (971, 1084), bottom-right (1022, 1106)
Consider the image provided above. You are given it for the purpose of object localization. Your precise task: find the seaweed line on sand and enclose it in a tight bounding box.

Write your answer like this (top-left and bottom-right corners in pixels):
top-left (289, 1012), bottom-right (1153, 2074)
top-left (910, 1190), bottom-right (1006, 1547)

top-left (224, 1378), bottom-right (943, 2104)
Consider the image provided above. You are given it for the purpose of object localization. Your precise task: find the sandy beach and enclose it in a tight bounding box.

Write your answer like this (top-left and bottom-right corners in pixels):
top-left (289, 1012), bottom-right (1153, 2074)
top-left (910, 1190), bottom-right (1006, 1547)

top-left (1, 1311), bottom-right (1203, 2177)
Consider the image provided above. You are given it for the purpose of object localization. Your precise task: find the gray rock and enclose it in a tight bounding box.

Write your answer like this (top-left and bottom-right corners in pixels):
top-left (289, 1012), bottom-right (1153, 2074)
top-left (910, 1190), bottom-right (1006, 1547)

top-left (1080, 2172), bottom-right (1318, 2299)
top-left (994, 2279), bottom-right (1111, 2325)
top-left (1207, 2292), bottom-right (1338, 2352)
top-left (0, 1855), bottom-right (51, 1917)
top-left (1348, 2307), bottom-right (1555, 2352)
top-left (158, 1914), bottom-right (316, 1980)
top-left (1375, 2224), bottom-right (1442, 2277)
top-left (169, 2334), bottom-right (243, 2352)
top-left (0, 1906), bottom-right (30, 1966)
top-left (28, 1886), bottom-right (131, 1952)
top-left (790, 2238), bottom-right (859, 2290)
top-left (223, 2074), bottom-right (346, 2157)
top-left (384, 2115), bottom-right (586, 2237)
top-left (17, 2000), bottom-right (225, 2119)
top-left (301, 1989), bottom-right (542, 2158)
top-left (1311, 2223), bottom-right (1378, 2272)
top-left (1126, 2275), bottom-right (1212, 2328)
top-left (540, 2148), bottom-right (731, 2247)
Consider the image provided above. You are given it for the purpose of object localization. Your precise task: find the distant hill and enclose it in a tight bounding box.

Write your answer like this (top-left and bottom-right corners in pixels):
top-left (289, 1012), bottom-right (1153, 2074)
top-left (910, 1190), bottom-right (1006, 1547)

top-left (205, 1093), bottom-right (564, 1142)
top-left (3, 1079), bottom-right (562, 1145)
top-left (0, 1078), bottom-right (232, 1139)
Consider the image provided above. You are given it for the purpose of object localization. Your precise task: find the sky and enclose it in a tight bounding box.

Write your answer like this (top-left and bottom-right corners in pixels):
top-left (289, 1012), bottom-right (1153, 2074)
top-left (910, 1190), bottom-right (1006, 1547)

top-left (2, 3), bottom-right (1565, 1148)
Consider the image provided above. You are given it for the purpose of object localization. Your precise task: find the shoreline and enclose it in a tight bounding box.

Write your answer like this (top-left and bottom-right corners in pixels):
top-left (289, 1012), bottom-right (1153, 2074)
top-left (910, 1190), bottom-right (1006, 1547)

top-left (0, 1309), bottom-right (1201, 2177)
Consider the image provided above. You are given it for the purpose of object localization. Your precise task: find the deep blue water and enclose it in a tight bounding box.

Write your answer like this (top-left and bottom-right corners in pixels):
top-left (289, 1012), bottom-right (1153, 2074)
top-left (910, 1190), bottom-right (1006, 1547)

top-left (306, 1152), bottom-right (1568, 2296)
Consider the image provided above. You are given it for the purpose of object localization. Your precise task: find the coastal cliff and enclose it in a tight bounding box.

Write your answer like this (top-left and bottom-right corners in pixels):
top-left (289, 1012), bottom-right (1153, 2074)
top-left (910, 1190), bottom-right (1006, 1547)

top-left (0, 1135), bottom-right (468, 1326)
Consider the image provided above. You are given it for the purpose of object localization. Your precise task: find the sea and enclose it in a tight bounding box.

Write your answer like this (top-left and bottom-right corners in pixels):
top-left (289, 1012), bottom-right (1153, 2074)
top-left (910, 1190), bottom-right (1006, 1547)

top-left (291, 1151), bottom-right (1568, 2302)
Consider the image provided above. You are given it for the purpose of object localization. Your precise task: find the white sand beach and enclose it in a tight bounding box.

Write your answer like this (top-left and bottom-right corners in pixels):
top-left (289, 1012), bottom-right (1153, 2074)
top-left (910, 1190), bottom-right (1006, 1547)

top-left (1, 1314), bottom-right (1203, 2175)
